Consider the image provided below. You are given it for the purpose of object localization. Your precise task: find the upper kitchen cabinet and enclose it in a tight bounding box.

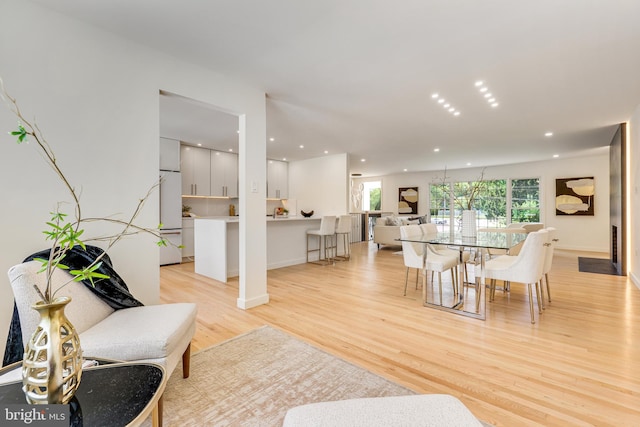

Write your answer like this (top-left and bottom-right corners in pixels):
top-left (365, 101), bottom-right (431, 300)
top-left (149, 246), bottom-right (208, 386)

top-left (160, 138), bottom-right (181, 171)
top-left (210, 150), bottom-right (238, 198)
top-left (181, 145), bottom-right (210, 196)
top-left (267, 159), bottom-right (288, 199)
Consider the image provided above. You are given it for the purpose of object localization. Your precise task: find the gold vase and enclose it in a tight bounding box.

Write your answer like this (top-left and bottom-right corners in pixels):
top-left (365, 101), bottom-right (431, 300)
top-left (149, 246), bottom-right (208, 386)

top-left (22, 296), bottom-right (83, 404)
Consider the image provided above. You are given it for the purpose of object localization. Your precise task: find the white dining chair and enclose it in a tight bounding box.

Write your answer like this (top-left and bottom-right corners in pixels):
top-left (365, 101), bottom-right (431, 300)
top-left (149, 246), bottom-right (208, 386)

top-left (306, 215), bottom-right (337, 265)
top-left (484, 229), bottom-right (548, 323)
top-left (419, 223), bottom-right (470, 287)
top-left (400, 225), bottom-right (458, 304)
top-left (400, 225), bottom-right (424, 296)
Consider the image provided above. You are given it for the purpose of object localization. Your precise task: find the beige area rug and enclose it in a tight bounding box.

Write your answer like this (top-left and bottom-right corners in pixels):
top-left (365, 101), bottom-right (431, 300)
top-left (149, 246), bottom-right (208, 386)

top-left (150, 326), bottom-right (417, 426)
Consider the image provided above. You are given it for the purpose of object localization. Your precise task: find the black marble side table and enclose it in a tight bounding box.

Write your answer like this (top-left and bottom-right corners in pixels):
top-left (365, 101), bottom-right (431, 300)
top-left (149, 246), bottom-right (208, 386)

top-left (0, 360), bottom-right (166, 427)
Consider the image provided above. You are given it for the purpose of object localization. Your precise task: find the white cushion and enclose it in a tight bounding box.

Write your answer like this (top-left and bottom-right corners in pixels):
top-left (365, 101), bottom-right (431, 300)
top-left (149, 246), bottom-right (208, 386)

top-left (79, 303), bottom-right (197, 361)
top-left (8, 262), bottom-right (114, 342)
top-left (283, 394), bottom-right (483, 427)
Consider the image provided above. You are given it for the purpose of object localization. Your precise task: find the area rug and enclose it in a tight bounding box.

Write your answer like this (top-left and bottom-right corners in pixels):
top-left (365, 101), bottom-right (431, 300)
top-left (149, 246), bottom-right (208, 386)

top-left (149, 326), bottom-right (417, 426)
top-left (578, 257), bottom-right (620, 275)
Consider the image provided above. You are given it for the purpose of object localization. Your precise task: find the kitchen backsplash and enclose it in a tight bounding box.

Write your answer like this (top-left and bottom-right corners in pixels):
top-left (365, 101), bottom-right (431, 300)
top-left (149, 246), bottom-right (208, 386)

top-left (183, 198), bottom-right (286, 217)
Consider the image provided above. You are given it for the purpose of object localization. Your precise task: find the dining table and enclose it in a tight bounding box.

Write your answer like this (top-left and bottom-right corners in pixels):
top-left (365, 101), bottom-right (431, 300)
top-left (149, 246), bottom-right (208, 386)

top-left (398, 229), bottom-right (528, 319)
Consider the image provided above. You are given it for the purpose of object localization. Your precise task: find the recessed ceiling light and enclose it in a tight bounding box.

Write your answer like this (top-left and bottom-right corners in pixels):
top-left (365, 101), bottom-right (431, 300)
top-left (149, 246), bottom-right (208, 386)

top-left (545, 132), bottom-right (553, 137)
top-left (438, 99), bottom-right (445, 104)
top-left (269, 137), bottom-right (275, 142)
top-left (466, 162), bottom-right (472, 166)
top-left (361, 158), bottom-right (366, 162)
top-left (448, 108), bottom-right (455, 112)
top-left (299, 145), bottom-right (304, 149)
top-left (488, 98), bottom-right (495, 103)
top-left (434, 148), bottom-right (440, 152)
top-left (480, 87), bottom-right (488, 93)
top-left (197, 143), bottom-right (202, 147)
top-left (324, 150), bottom-right (329, 154)
top-left (484, 93), bottom-right (492, 98)
top-left (236, 130), bottom-right (240, 134)
top-left (444, 103), bottom-right (450, 108)
top-left (553, 154), bottom-right (559, 158)
top-left (403, 168), bottom-right (408, 172)
top-left (228, 148), bottom-right (233, 152)
top-left (282, 157), bottom-right (287, 161)
top-left (454, 111), bottom-right (461, 116)
top-left (475, 81), bottom-right (484, 87)
top-left (491, 103), bottom-right (499, 108)
top-left (431, 93), bottom-right (439, 98)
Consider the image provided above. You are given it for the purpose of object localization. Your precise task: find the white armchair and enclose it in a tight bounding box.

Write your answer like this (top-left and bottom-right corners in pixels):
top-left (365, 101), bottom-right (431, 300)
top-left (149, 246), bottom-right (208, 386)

top-left (7, 260), bottom-right (197, 378)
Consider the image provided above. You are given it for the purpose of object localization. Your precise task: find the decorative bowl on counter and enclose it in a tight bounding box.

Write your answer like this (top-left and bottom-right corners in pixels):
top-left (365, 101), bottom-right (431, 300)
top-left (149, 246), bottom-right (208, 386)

top-left (300, 210), bottom-right (314, 217)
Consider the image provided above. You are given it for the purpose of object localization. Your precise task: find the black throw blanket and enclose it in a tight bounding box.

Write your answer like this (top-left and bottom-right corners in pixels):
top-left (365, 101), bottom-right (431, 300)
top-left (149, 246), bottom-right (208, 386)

top-left (3, 245), bottom-right (144, 366)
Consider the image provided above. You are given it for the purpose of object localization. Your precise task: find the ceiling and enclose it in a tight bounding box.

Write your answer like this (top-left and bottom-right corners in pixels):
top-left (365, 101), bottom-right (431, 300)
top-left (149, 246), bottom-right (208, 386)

top-left (31, 0), bottom-right (640, 177)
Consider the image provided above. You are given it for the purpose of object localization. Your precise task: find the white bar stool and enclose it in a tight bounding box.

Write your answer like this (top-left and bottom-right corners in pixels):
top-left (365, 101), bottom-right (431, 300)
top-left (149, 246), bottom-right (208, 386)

top-left (306, 215), bottom-right (336, 265)
top-left (334, 215), bottom-right (352, 261)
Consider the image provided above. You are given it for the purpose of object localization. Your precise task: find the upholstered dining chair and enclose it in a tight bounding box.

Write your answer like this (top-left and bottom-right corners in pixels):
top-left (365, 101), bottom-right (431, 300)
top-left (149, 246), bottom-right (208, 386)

top-left (400, 225), bottom-right (458, 303)
top-left (419, 223), bottom-right (471, 285)
top-left (306, 215), bottom-right (337, 265)
top-left (400, 225), bottom-right (425, 296)
top-left (7, 260), bottom-right (197, 378)
top-left (484, 229), bottom-right (548, 323)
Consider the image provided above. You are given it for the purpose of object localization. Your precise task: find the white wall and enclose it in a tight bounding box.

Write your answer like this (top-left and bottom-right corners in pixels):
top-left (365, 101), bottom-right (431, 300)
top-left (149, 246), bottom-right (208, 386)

top-left (629, 106), bottom-right (640, 287)
top-left (288, 153), bottom-right (350, 216)
top-left (0, 0), bottom-right (268, 345)
top-left (353, 153), bottom-right (610, 252)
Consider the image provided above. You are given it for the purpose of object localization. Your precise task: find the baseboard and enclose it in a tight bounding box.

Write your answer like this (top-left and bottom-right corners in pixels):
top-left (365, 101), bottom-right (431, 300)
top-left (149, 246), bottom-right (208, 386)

top-left (630, 271), bottom-right (640, 290)
top-left (237, 293), bottom-right (270, 309)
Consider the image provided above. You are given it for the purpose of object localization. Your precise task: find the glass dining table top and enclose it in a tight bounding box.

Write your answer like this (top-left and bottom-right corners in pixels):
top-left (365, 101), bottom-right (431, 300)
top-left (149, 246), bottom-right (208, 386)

top-left (399, 230), bottom-right (528, 251)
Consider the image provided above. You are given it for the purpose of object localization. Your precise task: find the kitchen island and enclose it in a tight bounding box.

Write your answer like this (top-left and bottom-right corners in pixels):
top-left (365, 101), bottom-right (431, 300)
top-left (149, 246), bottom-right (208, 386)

top-left (194, 216), bottom-right (322, 283)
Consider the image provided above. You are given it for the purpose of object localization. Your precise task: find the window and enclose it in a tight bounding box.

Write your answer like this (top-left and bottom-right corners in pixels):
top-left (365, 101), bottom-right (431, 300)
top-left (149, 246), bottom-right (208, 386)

top-left (511, 178), bottom-right (540, 222)
top-left (429, 177), bottom-right (539, 230)
top-left (362, 181), bottom-right (381, 211)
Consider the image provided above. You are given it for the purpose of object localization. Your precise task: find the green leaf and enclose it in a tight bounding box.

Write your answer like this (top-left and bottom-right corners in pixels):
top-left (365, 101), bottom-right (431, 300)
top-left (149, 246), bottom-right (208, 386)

top-left (10, 124), bottom-right (28, 144)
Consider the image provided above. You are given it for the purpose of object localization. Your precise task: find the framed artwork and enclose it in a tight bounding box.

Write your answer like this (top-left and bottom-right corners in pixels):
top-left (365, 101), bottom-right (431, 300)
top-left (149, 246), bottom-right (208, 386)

top-left (555, 177), bottom-right (594, 216)
top-left (398, 187), bottom-right (418, 214)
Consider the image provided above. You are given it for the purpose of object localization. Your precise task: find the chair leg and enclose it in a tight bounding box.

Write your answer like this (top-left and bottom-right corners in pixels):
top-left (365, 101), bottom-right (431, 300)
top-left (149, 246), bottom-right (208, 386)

top-left (545, 273), bottom-right (552, 302)
top-left (535, 282), bottom-right (543, 314)
top-left (182, 342), bottom-right (191, 378)
top-left (527, 283), bottom-right (536, 324)
top-left (404, 267), bottom-right (410, 296)
top-left (438, 272), bottom-right (443, 305)
top-left (415, 268), bottom-right (419, 290)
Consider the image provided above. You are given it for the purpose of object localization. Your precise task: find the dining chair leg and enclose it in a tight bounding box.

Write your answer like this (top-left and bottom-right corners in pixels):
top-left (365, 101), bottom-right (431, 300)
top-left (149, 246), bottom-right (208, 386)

top-left (438, 272), bottom-right (443, 305)
top-left (545, 273), bottom-right (552, 303)
top-left (539, 280), bottom-right (546, 310)
top-left (404, 267), bottom-right (410, 296)
top-left (415, 269), bottom-right (419, 290)
top-left (535, 282), bottom-right (543, 314)
top-left (527, 283), bottom-right (536, 324)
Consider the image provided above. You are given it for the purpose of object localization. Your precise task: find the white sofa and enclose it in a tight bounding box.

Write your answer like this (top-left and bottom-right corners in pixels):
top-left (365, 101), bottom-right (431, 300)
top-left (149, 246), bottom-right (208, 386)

top-left (373, 216), bottom-right (419, 248)
top-left (283, 394), bottom-right (485, 427)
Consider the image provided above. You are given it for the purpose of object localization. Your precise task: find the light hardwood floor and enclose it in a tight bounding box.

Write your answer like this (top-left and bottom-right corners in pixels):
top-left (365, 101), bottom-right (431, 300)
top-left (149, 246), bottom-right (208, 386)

top-left (160, 242), bottom-right (640, 426)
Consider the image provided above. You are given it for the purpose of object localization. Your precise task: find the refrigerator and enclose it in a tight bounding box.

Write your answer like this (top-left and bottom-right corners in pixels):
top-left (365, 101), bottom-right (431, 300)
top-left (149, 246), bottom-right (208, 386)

top-left (159, 170), bottom-right (183, 265)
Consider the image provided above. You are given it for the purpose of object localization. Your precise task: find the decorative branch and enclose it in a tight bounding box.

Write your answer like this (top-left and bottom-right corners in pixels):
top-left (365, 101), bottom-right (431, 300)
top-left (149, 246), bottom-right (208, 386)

top-left (1, 77), bottom-right (171, 303)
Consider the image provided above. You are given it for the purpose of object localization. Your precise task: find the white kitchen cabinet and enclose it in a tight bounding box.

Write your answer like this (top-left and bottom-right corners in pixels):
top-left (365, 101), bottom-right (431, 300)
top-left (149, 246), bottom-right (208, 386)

top-left (180, 145), bottom-right (210, 196)
top-left (211, 150), bottom-right (238, 198)
top-left (160, 137), bottom-right (181, 171)
top-left (182, 218), bottom-right (194, 259)
top-left (267, 159), bottom-right (288, 199)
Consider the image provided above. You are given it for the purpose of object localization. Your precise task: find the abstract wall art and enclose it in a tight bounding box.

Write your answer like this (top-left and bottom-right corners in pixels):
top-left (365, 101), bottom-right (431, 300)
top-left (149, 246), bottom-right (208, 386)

top-left (398, 187), bottom-right (418, 214)
top-left (555, 177), bottom-right (594, 216)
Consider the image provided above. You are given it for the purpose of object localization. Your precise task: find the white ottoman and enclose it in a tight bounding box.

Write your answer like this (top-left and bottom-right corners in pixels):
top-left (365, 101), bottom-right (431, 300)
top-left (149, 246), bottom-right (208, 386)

top-left (282, 394), bottom-right (484, 427)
